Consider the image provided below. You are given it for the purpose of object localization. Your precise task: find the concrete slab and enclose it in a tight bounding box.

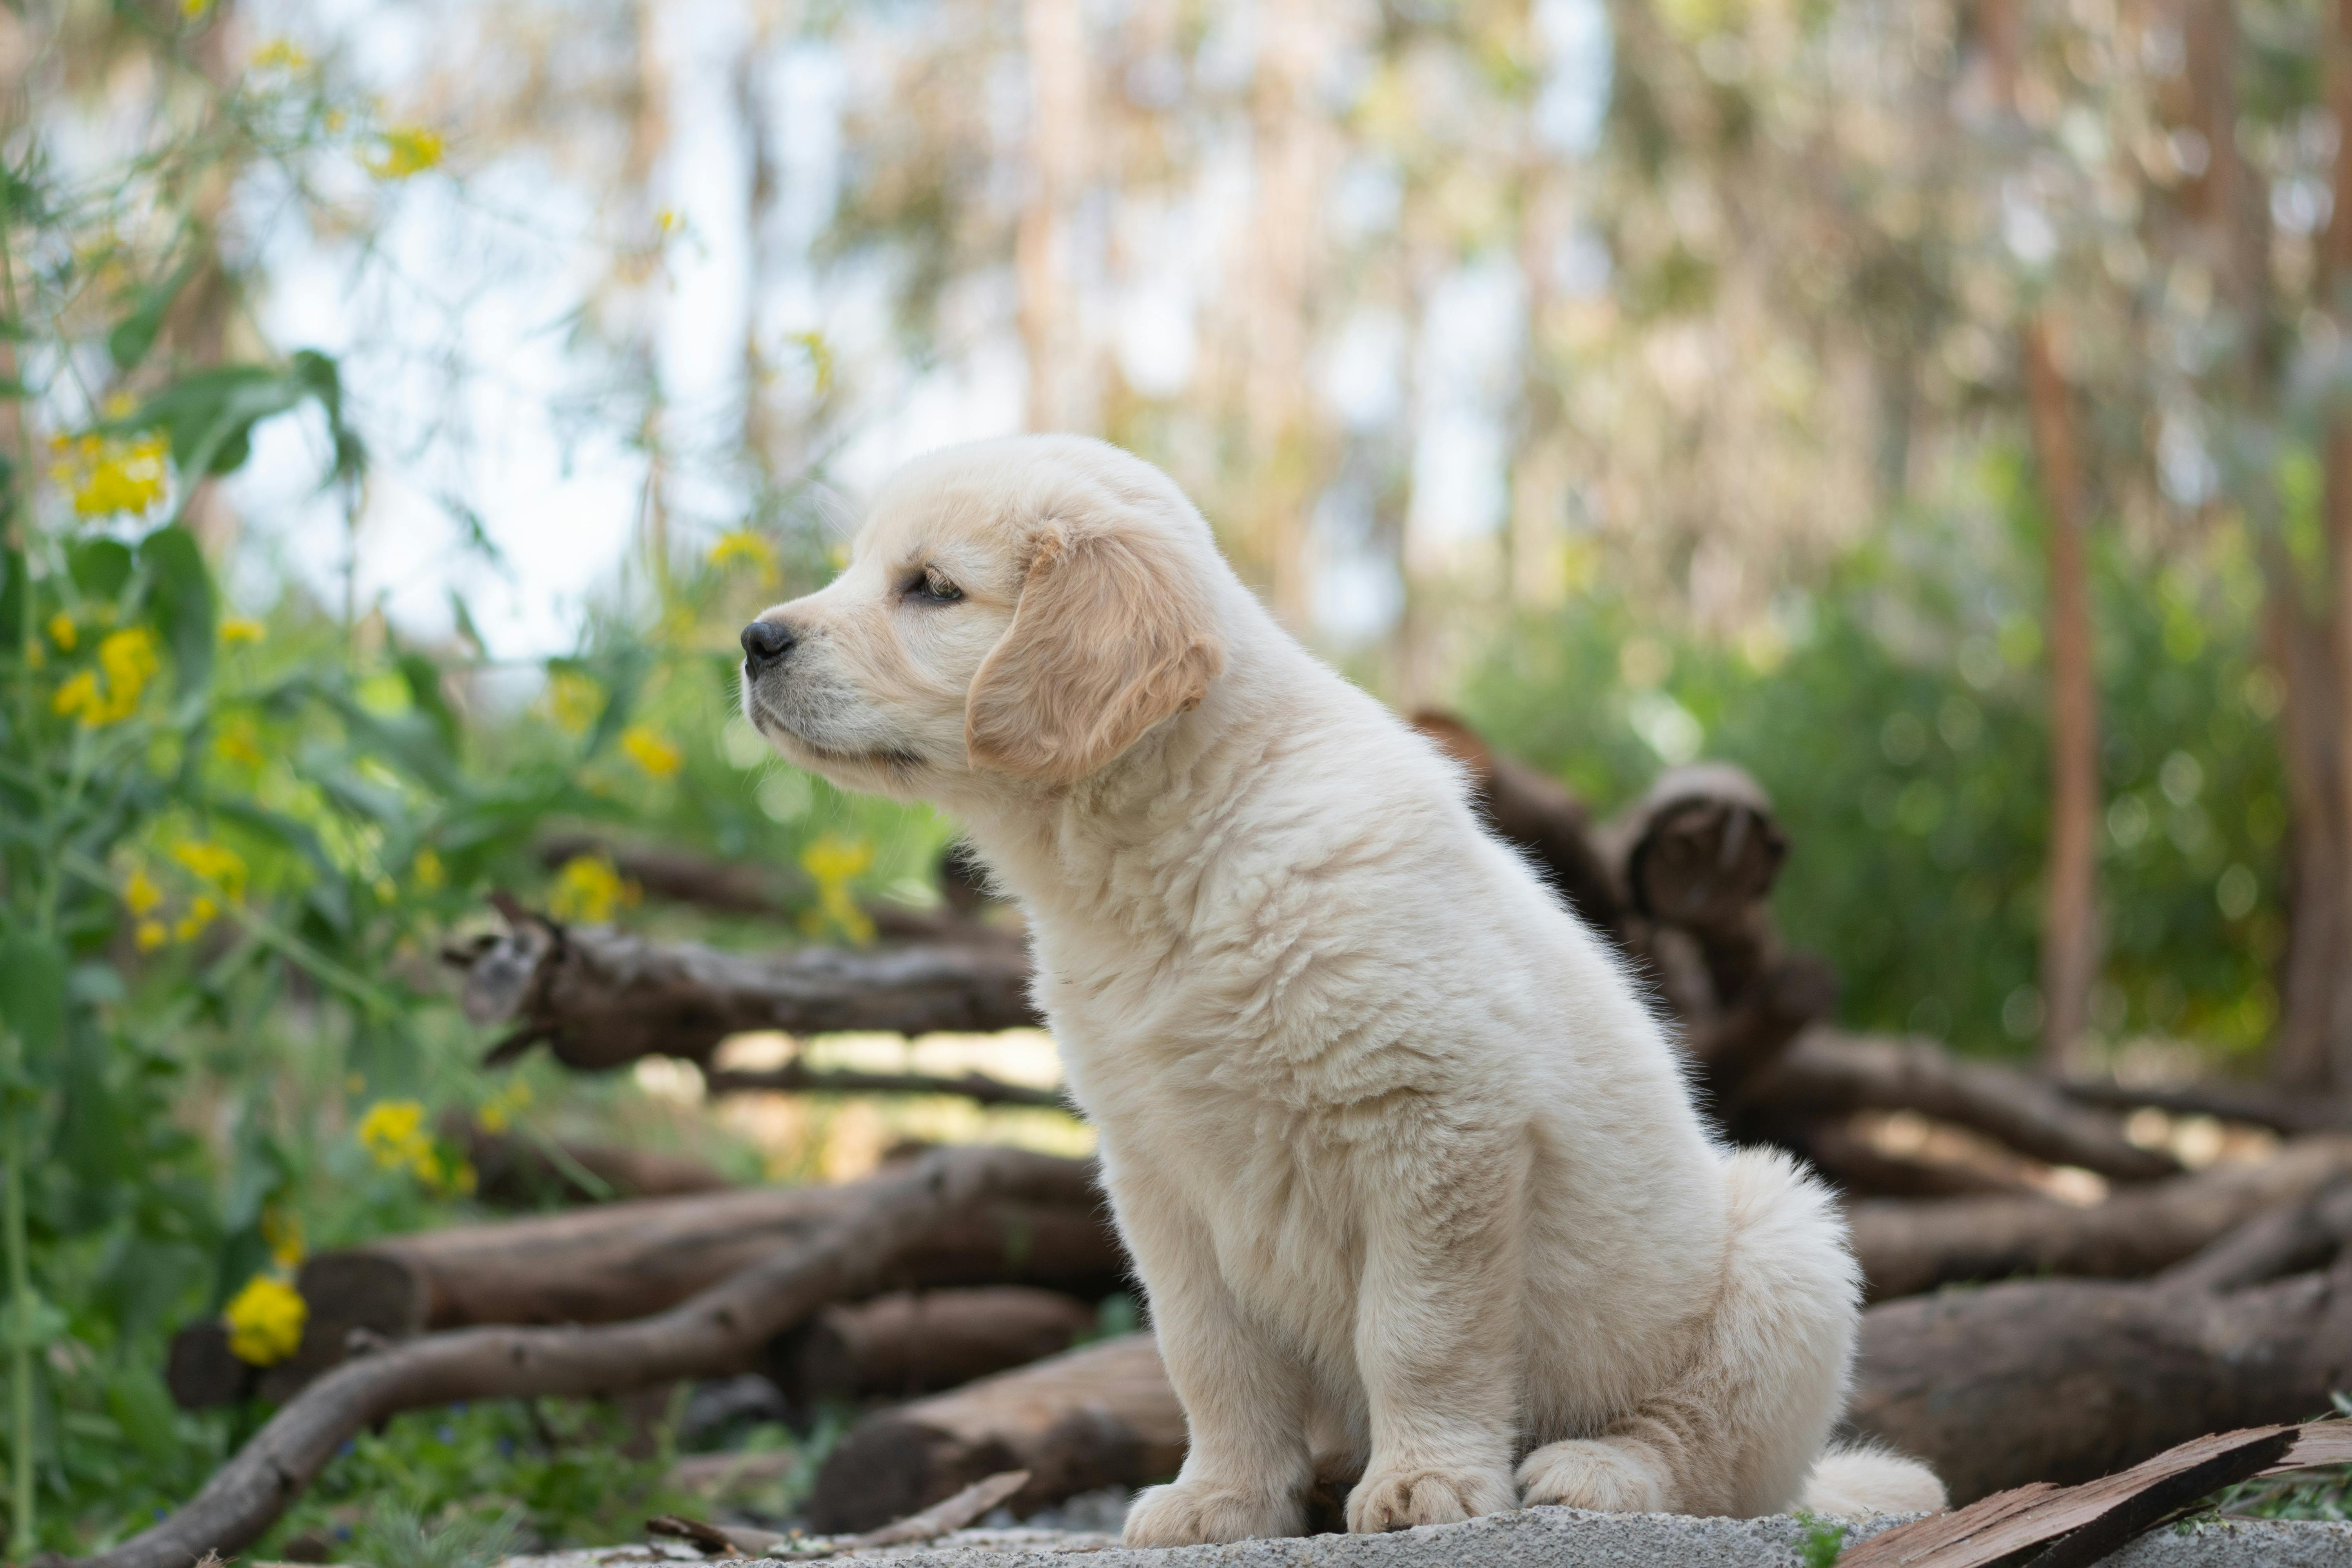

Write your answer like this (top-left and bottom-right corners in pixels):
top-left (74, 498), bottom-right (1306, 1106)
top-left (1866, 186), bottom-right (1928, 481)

top-left (506, 1506), bottom-right (2352, 1566)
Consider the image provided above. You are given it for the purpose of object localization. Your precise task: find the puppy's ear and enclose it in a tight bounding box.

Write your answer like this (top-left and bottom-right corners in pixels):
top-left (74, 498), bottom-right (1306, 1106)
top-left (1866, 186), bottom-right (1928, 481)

top-left (965, 524), bottom-right (1225, 782)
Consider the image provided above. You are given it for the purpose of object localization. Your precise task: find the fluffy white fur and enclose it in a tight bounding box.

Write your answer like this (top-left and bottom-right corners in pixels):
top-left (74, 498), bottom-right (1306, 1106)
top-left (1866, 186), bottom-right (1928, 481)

top-left (740, 434), bottom-right (1947, 1545)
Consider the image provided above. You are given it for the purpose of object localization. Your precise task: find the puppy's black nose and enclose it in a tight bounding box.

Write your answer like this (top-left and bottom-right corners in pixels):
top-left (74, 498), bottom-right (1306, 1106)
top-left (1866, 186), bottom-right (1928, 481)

top-left (740, 618), bottom-right (796, 668)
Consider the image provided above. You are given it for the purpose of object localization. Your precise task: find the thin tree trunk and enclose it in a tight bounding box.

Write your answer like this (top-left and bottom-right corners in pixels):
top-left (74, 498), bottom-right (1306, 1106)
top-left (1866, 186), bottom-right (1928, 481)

top-left (2320, 0), bottom-right (2352, 1090)
top-left (1017, 0), bottom-right (1087, 433)
top-left (2024, 321), bottom-right (2101, 1070)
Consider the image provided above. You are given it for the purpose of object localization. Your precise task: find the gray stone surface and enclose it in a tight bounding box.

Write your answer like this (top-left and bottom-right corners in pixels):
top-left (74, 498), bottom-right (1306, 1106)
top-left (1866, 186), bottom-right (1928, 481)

top-left (505, 1507), bottom-right (2352, 1566)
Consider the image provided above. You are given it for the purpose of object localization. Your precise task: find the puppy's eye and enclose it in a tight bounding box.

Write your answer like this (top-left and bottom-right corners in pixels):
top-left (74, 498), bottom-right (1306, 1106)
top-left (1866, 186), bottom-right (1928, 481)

top-left (906, 567), bottom-right (963, 604)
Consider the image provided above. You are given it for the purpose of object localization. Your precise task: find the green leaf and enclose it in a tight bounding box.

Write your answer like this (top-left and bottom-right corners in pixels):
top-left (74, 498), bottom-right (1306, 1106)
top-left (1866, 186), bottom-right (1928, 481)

top-left (396, 652), bottom-right (460, 757)
top-left (105, 256), bottom-right (202, 372)
top-left (0, 932), bottom-right (68, 1074)
top-left (138, 526), bottom-right (216, 695)
top-left (67, 538), bottom-right (134, 601)
top-left (127, 350), bottom-right (364, 485)
top-left (0, 546), bottom-right (23, 649)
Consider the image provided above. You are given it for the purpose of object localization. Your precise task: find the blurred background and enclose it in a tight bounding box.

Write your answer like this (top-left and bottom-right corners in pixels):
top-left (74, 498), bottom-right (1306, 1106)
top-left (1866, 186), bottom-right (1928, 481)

top-left (5, 0), bottom-right (2351, 1553)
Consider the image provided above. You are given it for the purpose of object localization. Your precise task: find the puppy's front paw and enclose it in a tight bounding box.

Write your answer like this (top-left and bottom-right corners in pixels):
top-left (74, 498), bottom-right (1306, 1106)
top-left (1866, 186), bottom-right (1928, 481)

top-left (1516, 1437), bottom-right (1671, 1513)
top-left (1122, 1480), bottom-right (1304, 1546)
top-left (1344, 1463), bottom-right (1517, 1534)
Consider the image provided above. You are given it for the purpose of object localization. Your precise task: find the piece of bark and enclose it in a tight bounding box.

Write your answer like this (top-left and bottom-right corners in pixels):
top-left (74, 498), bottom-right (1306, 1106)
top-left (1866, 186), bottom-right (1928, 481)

top-left (652, 1468), bottom-right (1033, 1559)
top-left (767, 1288), bottom-right (1099, 1406)
top-left (704, 1060), bottom-right (1063, 1109)
top-left (1838, 1425), bottom-right (2300, 1568)
top-left (1846, 1135), bottom-right (2352, 1300)
top-left (1741, 1030), bottom-right (2181, 1183)
top-left (56, 1147), bottom-right (1093, 1568)
top-left (802, 1332), bottom-right (1185, 1534)
top-left (211, 1157), bottom-right (1120, 1406)
top-left (442, 904), bottom-right (1039, 1072)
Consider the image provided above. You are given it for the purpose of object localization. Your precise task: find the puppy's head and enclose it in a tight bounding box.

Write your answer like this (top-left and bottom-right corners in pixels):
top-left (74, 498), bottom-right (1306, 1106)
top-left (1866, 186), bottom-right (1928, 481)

top-left (739, 436), bottom-right (1227, 800)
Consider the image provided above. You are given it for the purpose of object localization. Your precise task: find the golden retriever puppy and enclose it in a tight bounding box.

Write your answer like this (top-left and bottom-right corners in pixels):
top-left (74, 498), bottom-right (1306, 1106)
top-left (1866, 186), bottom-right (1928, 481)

top-left (738, 434), bottom-right (1946, 1545)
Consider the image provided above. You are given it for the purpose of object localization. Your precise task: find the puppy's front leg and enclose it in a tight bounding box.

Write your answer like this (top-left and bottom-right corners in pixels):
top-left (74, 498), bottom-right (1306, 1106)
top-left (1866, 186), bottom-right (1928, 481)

top-left (1119, 1204), bottom-right (1313, 1546)
top-left (1345, 1144), bottom-right (1523, 1534)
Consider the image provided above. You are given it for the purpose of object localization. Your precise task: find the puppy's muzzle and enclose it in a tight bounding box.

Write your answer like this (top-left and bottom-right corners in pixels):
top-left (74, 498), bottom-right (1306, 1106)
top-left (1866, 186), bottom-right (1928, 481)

top-left (740, 617), bottom-right (797, 676)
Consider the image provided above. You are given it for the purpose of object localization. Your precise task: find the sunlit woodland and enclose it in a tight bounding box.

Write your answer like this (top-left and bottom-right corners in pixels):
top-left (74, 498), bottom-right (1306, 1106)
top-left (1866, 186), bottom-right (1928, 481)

top-left (7, 0), bottom-right (2352, 1558)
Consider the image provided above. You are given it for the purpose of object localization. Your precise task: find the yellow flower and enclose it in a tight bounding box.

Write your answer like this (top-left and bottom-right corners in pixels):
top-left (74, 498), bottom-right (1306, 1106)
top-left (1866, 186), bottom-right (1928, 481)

top-left (412, 846), bottom-right (445, 889)
top-left (366, 125), bottom-right (444, 180)
top-left (251, 38), bottom-right (309, 70)
top-left (708, 529), bottom-right (779, 576)
top-left (135, 921), bottom-right (168, 952)
top-left (181, 0), bottom-right (214, 18)
top-left (800, 834), bottom-right (876, 946)
top-left (260, 1205), bottom-right (305, 1269)
top-left (544, 670), bottom-right (604, 735)
top-left (357, 1100), bottom-right (429, 1171)
top-left (49, 432), bottom-right (170, 518)
top-left (220, 617), bottom-right (268, 645)
top-left (548, 853), bottom-right (637, 924)
top-left (174, 894), bottom-right (220, 944)
top-left (124, 868), bottom-right (163, 916)
top-left (223, 1276), bottom-right (307, 1367)
top-left (656, 208), bottom-right (682, 236)
top-left (57, 627), bottom-right (163, 730)
top-left (324, 109), bottom-right (348, 134)
top-left (171, 838), bottom-right (248, 900)
top-left (45, 613), bottom-right (76, 652)
top-left (621, 724), bottom-right (683, 778)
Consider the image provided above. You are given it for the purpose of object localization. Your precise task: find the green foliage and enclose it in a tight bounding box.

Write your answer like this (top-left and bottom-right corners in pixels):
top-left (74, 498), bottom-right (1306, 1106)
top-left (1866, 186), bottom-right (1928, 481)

top-left (1462, 483), bottom-right (2285, 1062)
top-left (1793, 1510), bottom-right (1847, 1567)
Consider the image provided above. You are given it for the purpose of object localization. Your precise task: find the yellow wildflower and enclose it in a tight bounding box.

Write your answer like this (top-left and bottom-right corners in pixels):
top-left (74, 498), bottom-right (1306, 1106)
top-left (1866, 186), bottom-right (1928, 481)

top-left (251, 38), bottom-right (309, 70)
top-left (223, 1276), bottom-right (307, 1367)
top-left (45, 613), bottom-right (76, 652)
top-left (49, 431), bottom-right (170, 519)
top-left (174, 894), bottom-right (220, 944)
top-left (366, 126), bottom-right (444, 180)
top-left (412, 846), bottom-right (445, 890)
top-left (95, 627), bottom-right (160, 718)
top-left (324, 109), bottom-right (348, 134)
top-left (51, 670), bottom-right (102, 725)
top-left (124, 868), bottom-right (163, 917)
top-left (656, 209), bottom-right (682, 236)
top-left (260, 1205), bottom-right (305, 1269)
top-left (548, 853), bottom-right (637, 924)
top-left (170, 838), bottom-right (248, 900)
top-left (181, 0), bottom-right (213, 18)
top-left (544, 670), bottom-right (604, 735)
top-left (135, 921), bottom-right (168, 952)
top-left (708, 528), bottom-right (779, 578)
top-left (220, 617), bottom-right (268, 645)
top-left (357, 1099), bottom-right (430, 1171)
top-left (800, 834), bottom-right (876, 946)
top-left (621, 724), bottom-right (683, 778)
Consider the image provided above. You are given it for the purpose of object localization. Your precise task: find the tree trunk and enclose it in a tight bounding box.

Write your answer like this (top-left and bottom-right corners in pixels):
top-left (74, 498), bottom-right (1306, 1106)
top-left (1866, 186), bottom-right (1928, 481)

top-left (2023, 320), bottom-right (2101, 1073)
top-left (1017, 0), bottom-right (1088, 432)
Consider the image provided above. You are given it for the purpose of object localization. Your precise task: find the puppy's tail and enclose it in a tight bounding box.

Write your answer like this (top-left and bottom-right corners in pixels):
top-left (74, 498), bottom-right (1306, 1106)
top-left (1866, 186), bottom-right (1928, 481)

top-left (1800, 1443), bottom-right (1949, 1519)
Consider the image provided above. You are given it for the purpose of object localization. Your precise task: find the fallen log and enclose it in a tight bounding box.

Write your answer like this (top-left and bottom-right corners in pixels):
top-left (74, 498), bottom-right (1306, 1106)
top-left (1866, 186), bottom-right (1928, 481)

top-left (1740, 1029), bottom-right (2180, 1184)
top-left (767, 1287), bottom-right (1099, 1406)
top-left (2060, 1075), bottom-right (2348, 1138)
top-left (1845, 1135), bottom-right (2352, 1300)
top-left (1408, 713), bottom-right (1624, 937)
top-left (1791, 1116), bottom-right (2045, 1201)
top-left (536, 833), bottom-right (997, 943)
top-left (703, 1059), bottom-right (1063, 1109)
top-left (801, 1181), bottom-right (2352, 1525)
top-left (801, 1331), bottom-right (1185, 1534)
top-left (56, 1146), bottom-right (1093, 1568)
top-left (451, 1118), bottom-right (736, 1206)
top-left (443, 898), bottom-right (1038, 1071)
top-left (167, 1154), bottom-right (1121, 1408)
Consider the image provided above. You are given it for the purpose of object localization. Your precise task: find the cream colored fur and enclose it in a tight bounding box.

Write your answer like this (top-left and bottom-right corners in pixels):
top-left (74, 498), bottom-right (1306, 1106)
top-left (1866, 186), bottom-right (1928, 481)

top-left (740, 434), bottom-right (1947, 1545)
